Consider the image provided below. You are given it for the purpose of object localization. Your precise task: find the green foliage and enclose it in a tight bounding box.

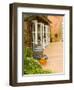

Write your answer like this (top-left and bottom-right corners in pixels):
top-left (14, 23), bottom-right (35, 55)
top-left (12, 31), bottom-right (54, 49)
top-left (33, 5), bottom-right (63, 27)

top-left (24, 47), bottom-right (33, 58)
top-left (24, 47), bottom-right (52, 74)
top-left (24, 57), bottom-right (51, 74)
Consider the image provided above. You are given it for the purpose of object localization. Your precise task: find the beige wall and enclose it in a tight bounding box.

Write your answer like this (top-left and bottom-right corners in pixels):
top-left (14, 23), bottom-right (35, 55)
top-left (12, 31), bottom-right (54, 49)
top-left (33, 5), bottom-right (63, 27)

top-left (48, 16), bottom-right (63, 42)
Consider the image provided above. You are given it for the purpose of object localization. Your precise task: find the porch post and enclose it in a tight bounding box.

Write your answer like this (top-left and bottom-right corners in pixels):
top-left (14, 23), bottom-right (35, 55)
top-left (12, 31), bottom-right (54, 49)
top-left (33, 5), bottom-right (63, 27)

top-left (48, 26), bottom-right (50, 44)
top-left (42, 24), bottom-right (45, 49)
top-left (45, 25), bottom-right (49, 46)
top-left (40, 23), bottom-right (42, 46)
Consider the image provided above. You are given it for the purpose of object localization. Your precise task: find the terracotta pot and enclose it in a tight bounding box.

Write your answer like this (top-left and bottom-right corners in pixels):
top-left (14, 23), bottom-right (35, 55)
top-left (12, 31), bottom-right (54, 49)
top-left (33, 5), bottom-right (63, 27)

top-left (39, 59), bottom-right (47, 65)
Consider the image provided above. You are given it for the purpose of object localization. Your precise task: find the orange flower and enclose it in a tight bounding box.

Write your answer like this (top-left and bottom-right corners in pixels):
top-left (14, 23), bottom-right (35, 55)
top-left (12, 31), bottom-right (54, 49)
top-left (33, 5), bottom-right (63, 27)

top-left (39, 59), bottom-right (47, 65)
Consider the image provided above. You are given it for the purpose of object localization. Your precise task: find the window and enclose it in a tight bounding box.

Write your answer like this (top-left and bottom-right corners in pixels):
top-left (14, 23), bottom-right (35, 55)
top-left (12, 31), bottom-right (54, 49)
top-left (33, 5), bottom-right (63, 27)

top-left (32, 20), bottom-right (50, 50)
top-left (38, 24), bottom-right (41, 45)
top-left (32, 23), bottom-right (35, 44)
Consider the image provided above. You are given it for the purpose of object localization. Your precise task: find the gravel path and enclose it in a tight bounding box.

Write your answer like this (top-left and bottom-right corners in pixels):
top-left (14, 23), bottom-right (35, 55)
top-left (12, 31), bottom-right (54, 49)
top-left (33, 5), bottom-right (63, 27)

top-left (42, 42), bottom-right (64, 73)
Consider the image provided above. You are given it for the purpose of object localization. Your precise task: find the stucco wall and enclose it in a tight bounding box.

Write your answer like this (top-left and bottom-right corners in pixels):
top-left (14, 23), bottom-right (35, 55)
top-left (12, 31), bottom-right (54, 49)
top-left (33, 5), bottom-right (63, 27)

top-left (48, 16), bottom-right (63, 42)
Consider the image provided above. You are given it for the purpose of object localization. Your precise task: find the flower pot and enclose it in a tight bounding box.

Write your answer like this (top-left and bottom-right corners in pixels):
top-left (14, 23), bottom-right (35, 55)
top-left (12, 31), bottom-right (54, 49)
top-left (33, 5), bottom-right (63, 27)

top-left (39, 59), bottom-right (47, 65)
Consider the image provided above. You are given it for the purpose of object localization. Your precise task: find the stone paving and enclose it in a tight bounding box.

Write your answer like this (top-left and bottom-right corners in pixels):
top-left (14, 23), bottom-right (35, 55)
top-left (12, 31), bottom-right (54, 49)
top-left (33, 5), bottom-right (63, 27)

top-left (42, 42), bottom-right (64, 73)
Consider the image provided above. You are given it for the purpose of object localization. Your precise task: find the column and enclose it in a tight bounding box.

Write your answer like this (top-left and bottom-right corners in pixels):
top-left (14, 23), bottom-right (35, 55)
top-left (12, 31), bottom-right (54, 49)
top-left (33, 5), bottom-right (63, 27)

top-left (45, 25), bottom-right (47, 45)
top-left (45, 25), bottom-right (49, 46)
top-left (40, 23), bottom-right (42, 46)
top-left (42, 23), bottom-right (45, 49)
top-left (48, 26), bottom-right (50, 44)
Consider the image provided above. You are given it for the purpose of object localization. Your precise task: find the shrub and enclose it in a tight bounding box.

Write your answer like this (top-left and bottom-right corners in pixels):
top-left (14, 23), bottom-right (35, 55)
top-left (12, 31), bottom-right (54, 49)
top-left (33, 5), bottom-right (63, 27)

top-left (24, 47), bottom-right (33, 58)
top-left (24, 57), bottom-right (52, 74)
top-left (24, 47), bottom-right (52, 74)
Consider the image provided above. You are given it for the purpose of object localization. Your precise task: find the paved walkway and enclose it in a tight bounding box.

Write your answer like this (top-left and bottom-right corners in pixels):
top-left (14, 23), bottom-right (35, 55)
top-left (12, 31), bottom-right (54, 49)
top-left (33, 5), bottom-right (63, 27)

top-left (42, 42), bottom-right (64, 73)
